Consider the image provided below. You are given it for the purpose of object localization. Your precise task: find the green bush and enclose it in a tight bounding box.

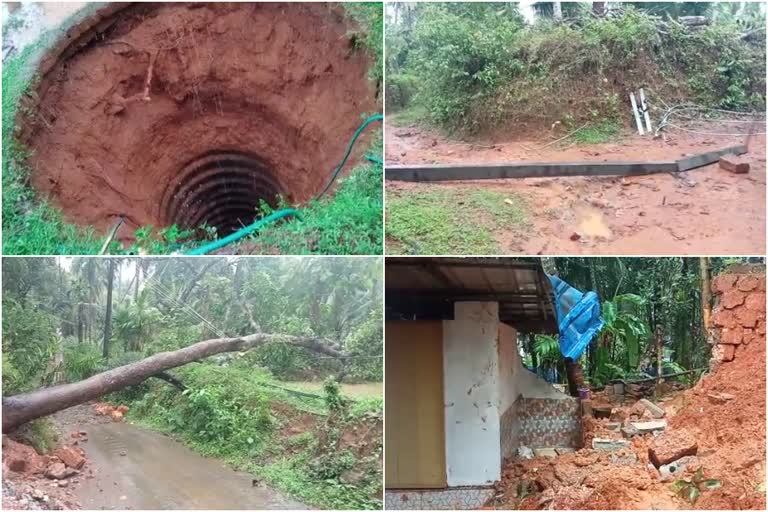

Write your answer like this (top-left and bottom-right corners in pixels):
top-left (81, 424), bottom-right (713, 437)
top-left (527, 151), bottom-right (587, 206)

top-left (1, 299), bottom-right (58, 394)
top-left (63, 342), bottom-right (103, 382)
top-left (390, 4), bottom-right (766, 134)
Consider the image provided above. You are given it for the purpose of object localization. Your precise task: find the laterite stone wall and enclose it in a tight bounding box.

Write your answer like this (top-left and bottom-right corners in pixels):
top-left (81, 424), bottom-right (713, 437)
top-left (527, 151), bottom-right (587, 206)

top-left (711, 269), bottom-right (766, 363)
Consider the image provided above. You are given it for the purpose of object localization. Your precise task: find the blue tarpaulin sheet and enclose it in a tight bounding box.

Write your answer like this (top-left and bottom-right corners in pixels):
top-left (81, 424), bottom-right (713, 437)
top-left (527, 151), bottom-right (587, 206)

top-left (548, 275), bottom-right (604, 359)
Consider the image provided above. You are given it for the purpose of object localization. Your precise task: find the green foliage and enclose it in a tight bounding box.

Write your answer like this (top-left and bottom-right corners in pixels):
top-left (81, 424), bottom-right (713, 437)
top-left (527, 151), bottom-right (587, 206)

top-left (113, 289), bottom-right (163, 351)
top-left (387, 188), bottom-right (528, 254)
top-left (348, 396), bottom-right (383, 419)
top-left (251, 152), bottom-right (382, 254)
top-left (128, 225), bottom-right (199, 255)
top-left (62, 342), bottom-right (103, 382)
top-left (323, 377), bottom-right (347, 413)
top-left (13, 418), bottom-right (58, 454)
top-left (388, 4), bottom-right (765, 134)
top-left (571, 120), bottom-right (622, 144)
top-left (532, 334), bottom-right (562, 375)
top-left (551, 257), bottom-right (735, 387)
top-left (670, 467), bottom-right (722, 504)
top-left (2, 44), bottom-right (103, 255)
top-left (343, 2), bottom-right (384, 83)
top-left (1, 298), bottom-right (57, 394)
top-left (125, 363), bottom-right (381, 509)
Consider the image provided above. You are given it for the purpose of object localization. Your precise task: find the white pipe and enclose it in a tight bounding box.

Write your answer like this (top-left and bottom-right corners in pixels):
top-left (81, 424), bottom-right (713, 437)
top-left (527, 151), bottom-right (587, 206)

top-left (630, 92), bottom-right (644, 135)
top-left (639, 88), bottom-right (652, 133)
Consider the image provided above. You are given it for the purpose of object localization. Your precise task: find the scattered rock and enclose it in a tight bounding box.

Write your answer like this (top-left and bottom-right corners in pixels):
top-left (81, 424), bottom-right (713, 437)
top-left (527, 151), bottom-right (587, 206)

top-left (659, 456), bottom-right (700, 482)
top-left (31, 488), bottom-right (45, 500)
top-left (517, 446), bottom-right (534, 460)
top-left (638, 399), bottom-right (665, 419)
top-left (592, 438), bottom-right (630, 452)
top-left (569, 232), bottom-right (581, 241)
top-left (609, 451), bottom-right (639, 466)
top-left (593, 404), bottom-right (612, 419)
top-left (622, 424), bottom-right (640, 438)
top-left (707, 392), bottom-right (736, 404)
top-left (53, 446), bottom-right (85, 470)
top-left (629, 420), bottom-right (667, 434)
top-left (533, 448), bottom-right (558, 458)
top-left (537, 488), bottom-right (555, 507)
top-left (119, 450), bottom-right (127, 457)
top-left (629, 401), bottom-right (646, 418)
top-left (649, 430), bottom-right (698, 468)
top-left (45, 463), bottom-right (77, 480)
top-left (719, 154), bottom-right (750, 174)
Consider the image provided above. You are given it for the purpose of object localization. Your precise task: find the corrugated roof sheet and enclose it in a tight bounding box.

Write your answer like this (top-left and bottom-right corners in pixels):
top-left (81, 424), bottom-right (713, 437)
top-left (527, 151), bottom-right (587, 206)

top-left (386, 257), bottom-right (557, 333)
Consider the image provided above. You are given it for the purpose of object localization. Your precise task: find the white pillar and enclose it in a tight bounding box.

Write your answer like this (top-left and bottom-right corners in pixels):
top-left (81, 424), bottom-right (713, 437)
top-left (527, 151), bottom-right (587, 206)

top-left (443, 302), bottom-right (501, 486)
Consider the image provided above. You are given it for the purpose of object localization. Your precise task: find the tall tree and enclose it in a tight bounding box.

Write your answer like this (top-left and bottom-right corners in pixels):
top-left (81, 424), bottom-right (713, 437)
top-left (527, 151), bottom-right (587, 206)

top-left (102, 258), bottom-right (116, 360)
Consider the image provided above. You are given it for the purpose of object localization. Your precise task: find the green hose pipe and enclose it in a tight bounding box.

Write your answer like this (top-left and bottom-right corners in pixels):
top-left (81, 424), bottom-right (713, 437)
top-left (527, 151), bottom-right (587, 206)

top-left (185, 208), bottom-right (299, 255)
top-left (184, 113), bottom-right (382, 255)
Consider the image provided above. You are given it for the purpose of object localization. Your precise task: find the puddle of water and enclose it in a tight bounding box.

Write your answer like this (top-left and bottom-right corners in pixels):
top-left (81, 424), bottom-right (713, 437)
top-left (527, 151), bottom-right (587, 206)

top-left (576, 206), bottom-right (612, 239)
top-left (76, 421), bottom-right (305, 510)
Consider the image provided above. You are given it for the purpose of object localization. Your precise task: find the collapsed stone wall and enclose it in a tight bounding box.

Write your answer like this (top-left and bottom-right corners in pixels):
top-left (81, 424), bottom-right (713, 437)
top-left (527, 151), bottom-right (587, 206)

top-left (710, 269), bottom-right (766, 363)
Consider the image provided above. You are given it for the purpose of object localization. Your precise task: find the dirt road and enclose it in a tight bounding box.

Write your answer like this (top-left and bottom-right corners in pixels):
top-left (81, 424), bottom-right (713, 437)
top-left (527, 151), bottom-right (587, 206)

top-left (55, 407), bottom-right (304, 510)
top-left (385, 119), bottom-right (766, 255)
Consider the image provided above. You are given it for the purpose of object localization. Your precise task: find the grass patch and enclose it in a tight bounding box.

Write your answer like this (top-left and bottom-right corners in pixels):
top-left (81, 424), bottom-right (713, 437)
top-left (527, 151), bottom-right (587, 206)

top-left (2, 43), bottom-right (104, 255)
top-left (386, 187), bottom-right (528, 254)
top-left (250, 135), bottom-right (383, 255)
top-left (571, 120), bottom-right (623, 144)
top-left (388, 105), bottom-right (430, 128)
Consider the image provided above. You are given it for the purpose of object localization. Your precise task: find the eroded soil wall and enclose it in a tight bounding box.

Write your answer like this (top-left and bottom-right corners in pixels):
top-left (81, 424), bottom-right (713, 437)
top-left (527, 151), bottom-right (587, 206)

top-left (21, 2), bottom-right (378, 240)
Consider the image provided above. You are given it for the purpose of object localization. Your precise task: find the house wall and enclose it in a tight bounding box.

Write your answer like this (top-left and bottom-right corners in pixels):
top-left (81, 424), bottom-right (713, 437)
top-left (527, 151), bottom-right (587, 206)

top-left (442, 301), bottom-right (501, 487)
top-left (385, 321), bottom-right (446, 488)
top-left (498, 322), bottom-right (580, 454)
top-left (498, 323), bottom-right (520, 460)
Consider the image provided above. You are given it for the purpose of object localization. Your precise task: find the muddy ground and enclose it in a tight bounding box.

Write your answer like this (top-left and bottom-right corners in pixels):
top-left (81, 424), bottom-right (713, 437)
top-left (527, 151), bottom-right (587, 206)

top-left (2, 404), bottom-right (304, 510)
top-left (385, 119), bottom-right (766, 255)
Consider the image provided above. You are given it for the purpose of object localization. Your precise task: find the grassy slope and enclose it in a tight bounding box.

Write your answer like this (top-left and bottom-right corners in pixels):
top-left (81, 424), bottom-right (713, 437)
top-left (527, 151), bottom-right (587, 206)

top-left (2, 44), bottom-right (103, 255)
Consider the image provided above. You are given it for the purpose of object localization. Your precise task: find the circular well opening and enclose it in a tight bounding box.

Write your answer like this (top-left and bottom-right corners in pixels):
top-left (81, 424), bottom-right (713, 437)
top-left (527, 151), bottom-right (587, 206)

top-left (162, 150), bottom-right (283, 236)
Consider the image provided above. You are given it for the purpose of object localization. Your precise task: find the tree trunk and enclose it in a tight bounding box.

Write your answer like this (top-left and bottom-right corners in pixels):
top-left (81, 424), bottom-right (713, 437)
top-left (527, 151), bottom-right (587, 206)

top-left (655, 325), bottom-right (663, 398)
top-left (102, 258), bottom-right (116, 360)
top-left (565, 357), bottom-right (584, 397)
top-left (2, 332), bottom-right (342, 432)
top-left (553, 1), bottom-right (563, 19)
top-left (700, 257), bottom-right (712, 331)
top-left (592, 2), bottom-right (606, 15)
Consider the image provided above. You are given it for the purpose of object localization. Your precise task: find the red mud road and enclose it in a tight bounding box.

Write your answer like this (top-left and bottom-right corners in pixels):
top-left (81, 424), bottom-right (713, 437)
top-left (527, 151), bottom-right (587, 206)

top-left (385, 120), bottom-right (765, 255)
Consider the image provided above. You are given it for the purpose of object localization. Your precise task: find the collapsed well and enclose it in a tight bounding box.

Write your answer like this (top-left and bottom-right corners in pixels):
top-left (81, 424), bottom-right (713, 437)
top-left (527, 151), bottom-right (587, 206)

top-left (20, 2), bottom-right (378, 242)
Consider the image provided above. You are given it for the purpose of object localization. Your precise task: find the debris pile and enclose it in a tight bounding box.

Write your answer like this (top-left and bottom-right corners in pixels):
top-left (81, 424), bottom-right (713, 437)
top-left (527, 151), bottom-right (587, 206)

top-left (92, 403), bottom-right (129, 422)
top-left (2, 435), bottom-right (89, 510)
top-left (489, 269), bottom-right (765, 510)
